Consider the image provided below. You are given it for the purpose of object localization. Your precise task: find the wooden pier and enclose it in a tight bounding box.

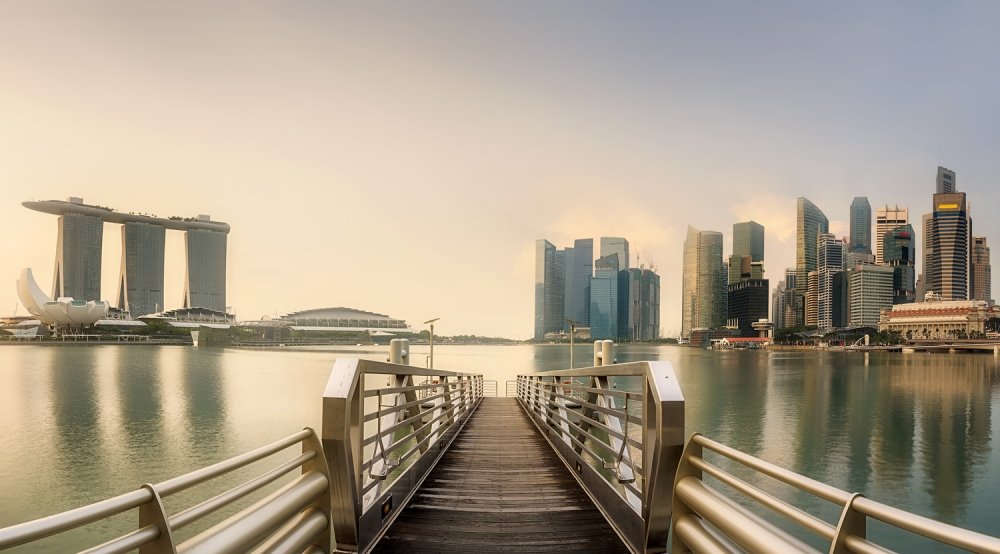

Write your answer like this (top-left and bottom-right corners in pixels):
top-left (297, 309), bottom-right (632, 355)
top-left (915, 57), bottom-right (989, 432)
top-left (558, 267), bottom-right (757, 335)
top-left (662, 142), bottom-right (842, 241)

top-left (374, 398), bottom-right (629, 553)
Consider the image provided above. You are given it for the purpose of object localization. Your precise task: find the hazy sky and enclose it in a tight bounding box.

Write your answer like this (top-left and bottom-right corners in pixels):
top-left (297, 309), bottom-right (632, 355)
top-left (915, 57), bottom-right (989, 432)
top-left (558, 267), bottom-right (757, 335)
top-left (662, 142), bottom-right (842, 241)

top-left (3, 2), bottom-right (1000, 338)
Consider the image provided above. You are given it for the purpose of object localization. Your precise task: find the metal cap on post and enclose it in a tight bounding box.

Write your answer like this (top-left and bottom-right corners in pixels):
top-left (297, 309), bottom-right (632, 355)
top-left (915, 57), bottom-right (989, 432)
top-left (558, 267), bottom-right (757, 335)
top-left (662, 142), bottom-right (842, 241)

top-left (389, 339), bottom-right (410, 365)
top-left (602, 340), bottom-right (615, 366)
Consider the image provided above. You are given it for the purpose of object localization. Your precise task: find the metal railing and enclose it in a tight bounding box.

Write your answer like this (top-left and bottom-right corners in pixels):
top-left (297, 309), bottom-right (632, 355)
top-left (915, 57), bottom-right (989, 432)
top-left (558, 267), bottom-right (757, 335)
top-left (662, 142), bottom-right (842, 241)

top-left (672, 433), bottom-right (1000, 553)
top-left (516, 357), bottom-right (684, 554)
top-left (322, 358), bottom-right (483, 553)
top-left (505, 379), bottom-right (517, 397)
top-left (483, 379), bottom-right (498, 397)
top-left (0, 428), bottom-right (332, 553)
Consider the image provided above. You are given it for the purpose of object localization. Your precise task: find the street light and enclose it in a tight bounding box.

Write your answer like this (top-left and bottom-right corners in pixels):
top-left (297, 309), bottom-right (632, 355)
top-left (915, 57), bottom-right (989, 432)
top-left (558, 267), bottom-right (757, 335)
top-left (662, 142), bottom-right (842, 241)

top-left (424, 318), bottom-right (440, 368)
top-left (565, 319), bottom-right (579, 369)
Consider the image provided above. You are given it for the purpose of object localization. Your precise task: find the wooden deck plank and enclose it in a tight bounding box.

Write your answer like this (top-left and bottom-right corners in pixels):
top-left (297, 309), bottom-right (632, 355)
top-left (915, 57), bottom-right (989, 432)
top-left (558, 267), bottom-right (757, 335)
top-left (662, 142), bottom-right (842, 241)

top-left (374, 398), bottom-right (629, 553)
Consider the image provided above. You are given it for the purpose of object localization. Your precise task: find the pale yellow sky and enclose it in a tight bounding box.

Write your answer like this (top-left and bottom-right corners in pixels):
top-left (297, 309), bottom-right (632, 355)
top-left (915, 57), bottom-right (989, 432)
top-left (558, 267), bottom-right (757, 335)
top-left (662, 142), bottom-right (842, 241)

top-left (3, 3), bottom-right (999, 338)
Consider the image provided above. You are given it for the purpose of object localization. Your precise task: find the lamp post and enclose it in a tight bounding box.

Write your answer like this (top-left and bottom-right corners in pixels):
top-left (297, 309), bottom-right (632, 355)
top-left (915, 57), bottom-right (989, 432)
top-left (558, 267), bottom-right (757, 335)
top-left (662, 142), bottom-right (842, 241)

top-left (565, 319), bottom-right (579, 369)
top-left (424, 318), bottom-right (440, 368)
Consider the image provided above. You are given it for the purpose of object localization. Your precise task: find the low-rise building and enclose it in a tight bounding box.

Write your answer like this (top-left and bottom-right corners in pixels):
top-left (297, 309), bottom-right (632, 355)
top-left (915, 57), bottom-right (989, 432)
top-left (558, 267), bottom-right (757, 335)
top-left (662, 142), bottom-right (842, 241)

top-left (879, 294), bottom-right (991, 339)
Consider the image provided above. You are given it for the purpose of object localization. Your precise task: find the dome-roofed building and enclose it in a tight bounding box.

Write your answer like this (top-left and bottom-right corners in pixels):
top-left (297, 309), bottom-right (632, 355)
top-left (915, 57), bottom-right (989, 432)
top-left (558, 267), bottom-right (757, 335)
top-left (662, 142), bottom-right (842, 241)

top-left (234, 307), bottom-right (417, 345)
top-left (274, 307), bottom-right (413, 331)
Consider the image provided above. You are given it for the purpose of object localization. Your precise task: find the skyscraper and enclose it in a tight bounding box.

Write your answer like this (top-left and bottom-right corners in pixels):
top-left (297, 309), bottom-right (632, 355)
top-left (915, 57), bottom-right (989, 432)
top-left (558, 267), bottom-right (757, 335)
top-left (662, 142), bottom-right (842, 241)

top-left (883, 225), bottom-right (916, 304)
top-left (53, 211), bottom-right (104, 302)
top-left (971, 236), bottom-right (991, 303)
top-left (732, 221), bottom-right (764, 262)
top-left (849, 197), bottom-right (872, 255)
top-left (590, 255), bottom-right (618, 339)
top-left (563, 238), bottom-right (594, 328)
top-left (117, 221), bottom-right (166, 316)
top-left (727, 279), bottom-right (769, 337)
top-left (600, 237), bottom-right (629, 271)
top-left (795, 197), bottom-right (829, 325)
top-left (816, 233), bottom-right (845, 329)
top-left (618, 267), bottom-right (660, 341)
top-left (923, 167), bottom-right (970, 301)
top-left (772, 280), bottom-right (786, 330)
top-left (681, 226), bottom-right (724, 338)
top-left (534, 240), bottom-right (564, 340)
top-left (875, 205), bottom-right (909, 265)
top-left (183, 228), bottom-right (228, 312)
top-left (848, 264), bottom-right (894, 326)
top-left (937, 166), bottom-right (956, 194)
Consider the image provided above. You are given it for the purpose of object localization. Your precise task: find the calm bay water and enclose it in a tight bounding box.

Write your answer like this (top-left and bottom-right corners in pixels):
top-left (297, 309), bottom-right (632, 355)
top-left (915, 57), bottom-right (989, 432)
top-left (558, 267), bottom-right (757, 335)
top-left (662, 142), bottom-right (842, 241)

top-left (1, 344), bottom-right (999, 551)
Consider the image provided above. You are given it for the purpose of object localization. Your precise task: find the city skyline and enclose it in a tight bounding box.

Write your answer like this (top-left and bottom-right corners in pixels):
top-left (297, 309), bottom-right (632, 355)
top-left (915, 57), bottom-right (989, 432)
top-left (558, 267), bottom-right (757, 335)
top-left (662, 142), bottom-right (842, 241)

top-left (4, 3), bottom-right (1000, 338)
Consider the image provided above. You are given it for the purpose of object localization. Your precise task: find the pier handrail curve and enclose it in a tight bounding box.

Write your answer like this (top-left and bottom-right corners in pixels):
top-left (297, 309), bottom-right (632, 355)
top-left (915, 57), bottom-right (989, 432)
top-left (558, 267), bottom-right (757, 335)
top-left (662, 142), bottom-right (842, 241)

top-left (516, 360), bottom-right (685, 553)
top-left (322, 357), bottom-right (484, 553)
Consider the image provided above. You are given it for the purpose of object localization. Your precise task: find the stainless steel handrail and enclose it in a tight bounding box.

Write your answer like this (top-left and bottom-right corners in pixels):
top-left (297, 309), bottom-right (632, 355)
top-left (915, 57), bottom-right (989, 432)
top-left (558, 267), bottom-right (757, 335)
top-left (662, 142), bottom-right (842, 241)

top-left (483, 379), bottom-right (498, 397)
top-left (672, 433), bottom-right (1000, 553)
top-left (516, 360), bottom-right (684, 554)
top-left (0, 428), bottom-right (332, 553)
top-left (322, 358), bottom-right (483, 553)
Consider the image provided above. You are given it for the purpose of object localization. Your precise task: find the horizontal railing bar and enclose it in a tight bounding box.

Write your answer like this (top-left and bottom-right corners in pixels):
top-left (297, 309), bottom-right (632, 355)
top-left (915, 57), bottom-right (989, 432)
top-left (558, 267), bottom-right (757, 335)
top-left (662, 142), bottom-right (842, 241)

top-left (542, 391), bottom-right (644, 428)
top-left (361, 366), bottom-right (477, 378)
top-left (169, 450), bottom-right (316, 531)
top-left (844, 535), bottom-right (893, 554)
top-left (79, 525), bottom-right (160, 554)
top-left (693, 434), bottom-right (853, 506)
top-left (689, 456), bottom-right (835, 541)
top-left (523, 363), bottom-right (650, 378)
top-left (535, 402), bottom-right (645, 479)
top-left (0, 489), bottom-right (153, 548)
top-left (365, 380), bottom-right (472, 398)
top-left (525, 380), bottom-right (643, 400)
top-left (675, 476), bottom-right (820, 554)
top-left (156, 430), bottom-right (311, 497)
top-left (253, 506), bottom-right (328, 553)
top-left (673, 514), bottom-right (736, 553)
top-left (557, 402), bottom-right (644, 451)
top-left (363, 391), bottom-right (449, 423)
top-left (178, 471), bottom-right (328, 554)
top-left (360, 399), bottom-right (467, 476)
top-left (852, 497), bottom-right (1000, 553)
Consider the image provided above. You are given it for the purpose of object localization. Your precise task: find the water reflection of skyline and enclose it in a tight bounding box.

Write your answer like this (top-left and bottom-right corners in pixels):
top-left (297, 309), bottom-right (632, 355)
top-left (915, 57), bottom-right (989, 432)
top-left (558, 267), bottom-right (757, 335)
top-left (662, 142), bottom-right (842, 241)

top-left (1, 344), bottom-right (998, 545)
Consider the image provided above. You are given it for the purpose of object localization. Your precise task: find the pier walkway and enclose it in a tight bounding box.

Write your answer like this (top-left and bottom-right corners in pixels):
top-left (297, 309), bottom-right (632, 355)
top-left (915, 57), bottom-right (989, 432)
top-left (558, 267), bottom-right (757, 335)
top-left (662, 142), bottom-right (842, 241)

top-left (3, 340), bottom-right (1000, 553)
top-left (376, 398), bottom-right (629, 553)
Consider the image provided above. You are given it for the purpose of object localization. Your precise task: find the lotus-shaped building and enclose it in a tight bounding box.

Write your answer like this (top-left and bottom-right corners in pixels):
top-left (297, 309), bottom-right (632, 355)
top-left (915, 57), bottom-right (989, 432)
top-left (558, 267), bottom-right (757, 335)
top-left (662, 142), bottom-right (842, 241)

top-left (16, 268), bottom-right (108, 327)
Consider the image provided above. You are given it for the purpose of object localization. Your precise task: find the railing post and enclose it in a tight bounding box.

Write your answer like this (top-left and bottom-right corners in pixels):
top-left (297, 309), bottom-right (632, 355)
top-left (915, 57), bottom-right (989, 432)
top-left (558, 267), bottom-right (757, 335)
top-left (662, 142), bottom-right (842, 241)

top-left (645, 361), bottom-right (685, 553)
top-left (830, 494), bottom-right (866, 554)
top-left (138, 484), bottom-right (177, 554)
top-left (603, 340), bottom-right (615, 365)
top-left (301, 427), bottom-right (333, 552)
top-left (322, 359), bottom-right (363, 552)
top-left (388, 339), bottom-right (409, 365)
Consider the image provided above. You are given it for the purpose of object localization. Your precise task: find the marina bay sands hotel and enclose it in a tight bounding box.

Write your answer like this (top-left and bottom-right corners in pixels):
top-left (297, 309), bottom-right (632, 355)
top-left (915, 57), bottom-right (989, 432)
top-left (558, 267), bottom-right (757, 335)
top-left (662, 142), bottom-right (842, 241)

top-left (24, 197), bottom-right (230, 316)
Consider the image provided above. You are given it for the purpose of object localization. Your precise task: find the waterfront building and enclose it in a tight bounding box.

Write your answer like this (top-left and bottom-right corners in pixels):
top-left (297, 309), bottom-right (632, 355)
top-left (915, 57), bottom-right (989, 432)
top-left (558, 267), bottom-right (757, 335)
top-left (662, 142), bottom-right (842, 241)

top-left (971, 236), bottom-right (992, 303)
top-left (805, 271), bottom-right (819, 326)
top-left (563, 239), bottom-right (594, 329)
top-left (681, 226), bottom-right (724, 338)
top-left (183, 227), bottom-right (228, 313)
top-left (848, 264), bottom-right (894, 327)
top-left (775, 268), bottom-right (801, 330)
top-left (53, 209), bottom-right (104, 302)
top-left (772, 280), bottom-right (786, 330)
top-left (795, 197), bottom-right (829, 326)
top-left (727, 279), bottom-right (770, 337)
top-left (728, 221), bottom-right (765, 285)
top-left (923, 167), bottom-right (970, 301)
top-left (617, 267), bottom-right (660, 341)
top-left (875, 205), bottom-right (908, 265)
top-left (883, 225), bottom-right (916, 304)
top-left (117, 221), bottom-right (166, 316)
top-left (534, 240), bottom-right (565, 340)
top-left (600, 237), bottom-right (629, 271)
top-left (879, 297), bottom-right (990, 339)
top-left (23, 197), bottom-right (231, 311)
top-left (816, 233), bottom-right (845, 329)
top-left (590, 255), bottom-right (618, 339)
top-left (849, 197), bottom-right (872, 256)
top-left (832, 271), bottom-right (850, 327)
